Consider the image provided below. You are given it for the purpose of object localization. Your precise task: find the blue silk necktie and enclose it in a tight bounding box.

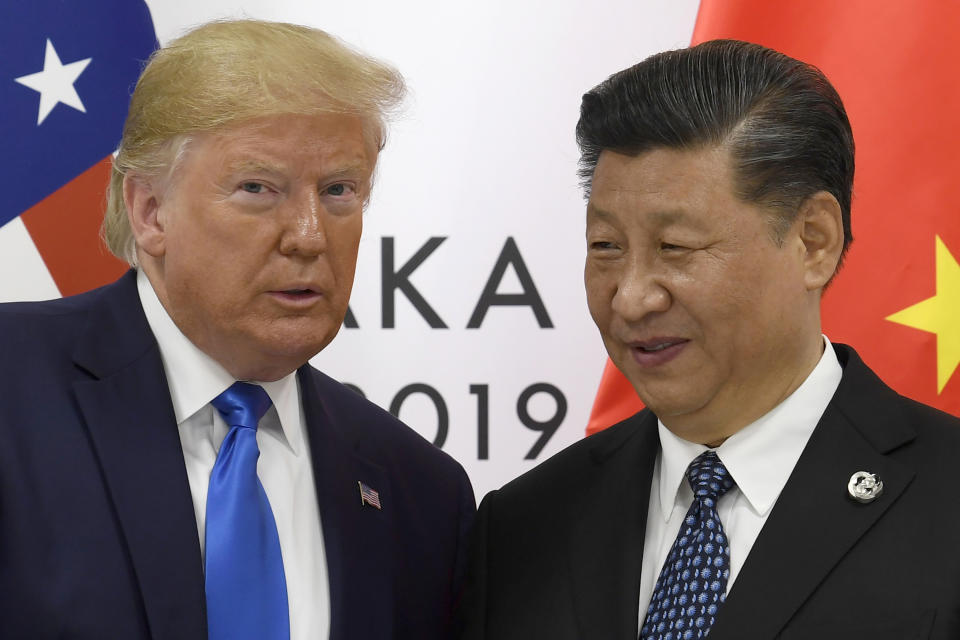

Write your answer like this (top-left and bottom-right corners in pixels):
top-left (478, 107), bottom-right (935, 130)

top-left (640, 451), bottom-right (735, 640)
top-left (206, 382), bottom-right (289, 640)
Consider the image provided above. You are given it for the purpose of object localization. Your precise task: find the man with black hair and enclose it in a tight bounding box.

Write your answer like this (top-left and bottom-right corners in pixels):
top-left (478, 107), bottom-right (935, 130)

top-left (460, 39), bottom-right (960, 640)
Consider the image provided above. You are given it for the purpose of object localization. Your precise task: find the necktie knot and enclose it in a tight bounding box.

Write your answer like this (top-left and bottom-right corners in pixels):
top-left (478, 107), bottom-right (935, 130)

top-left (687, 450), bottom-right (735, 506)
top-left (211, 382), bottom-right (272, 431)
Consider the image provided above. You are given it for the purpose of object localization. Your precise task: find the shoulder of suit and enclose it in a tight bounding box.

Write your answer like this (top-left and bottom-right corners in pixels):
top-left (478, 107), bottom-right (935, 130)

top-left (832, 342), bottom-right (960, 442)
top-left (299, 364), bottom-right (470, 479)
top-left (0, 281), bottom-right (111, 355)
top-left (895, 392), bottom-right (960, 438)
top-left (0, 271), bottom-right (128, 326)
top-left (0, 286), bottom-right (98, 320)
top-left (491, 410), bottom-right (654, 502)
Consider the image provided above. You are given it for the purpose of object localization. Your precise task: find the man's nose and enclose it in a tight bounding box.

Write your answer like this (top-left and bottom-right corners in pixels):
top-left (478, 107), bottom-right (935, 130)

top-left (279, 189), bottom-right (327, 256)
top-left (610, 262), bottom-right (671, 322)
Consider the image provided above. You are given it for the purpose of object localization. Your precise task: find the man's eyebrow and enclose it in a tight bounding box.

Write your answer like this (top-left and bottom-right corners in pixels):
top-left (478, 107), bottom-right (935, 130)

top-left (587, 206), bottom-right (697, 227)
top-left (323, 162), bottom-right (370, 179)
top-left (586, 206), bottom-right (614, 223)
top-left (649, 209), bottom-right (695, 226)
top-left (223, 159), bottom-right (287, 176)
top-left (222, 159), bottom-right (370, 180)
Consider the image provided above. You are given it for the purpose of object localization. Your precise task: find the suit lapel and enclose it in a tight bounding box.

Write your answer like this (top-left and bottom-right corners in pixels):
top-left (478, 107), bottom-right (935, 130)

top-left (709, 346), bottom-right (916, 640)
top-left (299, 368), bottom-right (395, 640)
top-left (73, 272), bottom-right (206, 640)
top-left (567, 412), bottom-right (659, 640)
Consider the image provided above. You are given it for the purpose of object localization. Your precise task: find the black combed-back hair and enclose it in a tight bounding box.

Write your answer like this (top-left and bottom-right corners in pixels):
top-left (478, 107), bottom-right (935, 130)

top-left (576, 39), bottom-right (855, 260)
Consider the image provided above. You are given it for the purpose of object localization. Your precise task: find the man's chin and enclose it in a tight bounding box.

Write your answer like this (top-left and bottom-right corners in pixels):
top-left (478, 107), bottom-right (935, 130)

top-left (267, 342), bottom-right (329, 372)
top-left (630, 384), bottom-right (706, 422)
top-left (618, 366), bottom-right (681, 411)
top-left (221, 337), bottom-right (331, 382)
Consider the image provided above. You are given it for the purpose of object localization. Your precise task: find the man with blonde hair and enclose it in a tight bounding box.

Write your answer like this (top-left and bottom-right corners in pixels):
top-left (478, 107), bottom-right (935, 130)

top-left (0, 19), bottom-right (473, 640)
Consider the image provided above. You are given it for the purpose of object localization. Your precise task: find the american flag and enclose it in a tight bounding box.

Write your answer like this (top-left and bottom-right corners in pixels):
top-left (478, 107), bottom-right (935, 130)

top-left (358, 481), bottom-right (382, 510)
top-left (1, 0), bottom-right (157, 299)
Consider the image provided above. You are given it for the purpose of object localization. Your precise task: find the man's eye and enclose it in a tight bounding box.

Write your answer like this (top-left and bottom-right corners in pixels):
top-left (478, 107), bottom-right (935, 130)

top-left (327, 183), bottom-right (348, 196)
top-left (240, 182), bottom-right (265, 194)
top-left (660, 242), bottom-right (685, 251)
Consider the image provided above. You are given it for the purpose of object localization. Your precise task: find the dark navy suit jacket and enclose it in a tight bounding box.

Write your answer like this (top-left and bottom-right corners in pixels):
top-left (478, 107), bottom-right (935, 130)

top-left (461, 344), bottom-right (960, 639)
top-left (0, 270), bottom-right (475, 639)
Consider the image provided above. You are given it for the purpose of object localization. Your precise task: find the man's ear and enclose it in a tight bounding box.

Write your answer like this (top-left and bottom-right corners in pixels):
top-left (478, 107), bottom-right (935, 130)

top-left (798, 191), bottom-right (844, 291)
top-left (123, 173), bottom-right (167, 258)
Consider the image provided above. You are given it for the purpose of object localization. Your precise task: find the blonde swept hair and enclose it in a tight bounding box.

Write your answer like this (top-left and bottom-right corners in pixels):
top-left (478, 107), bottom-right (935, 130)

top-left (103, 19), bottom-right (406, 265)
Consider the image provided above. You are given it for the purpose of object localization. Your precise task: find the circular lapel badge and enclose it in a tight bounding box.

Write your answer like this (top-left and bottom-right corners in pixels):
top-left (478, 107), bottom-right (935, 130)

top-left (847, 471), bottom-right (884, 503)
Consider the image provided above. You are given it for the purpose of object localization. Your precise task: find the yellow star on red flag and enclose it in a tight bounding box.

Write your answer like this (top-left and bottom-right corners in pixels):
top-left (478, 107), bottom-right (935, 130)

top-left (886, 236), bottom-right (960, 394)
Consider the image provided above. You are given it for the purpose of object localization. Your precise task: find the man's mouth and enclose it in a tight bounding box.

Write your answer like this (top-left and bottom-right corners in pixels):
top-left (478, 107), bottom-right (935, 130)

top-left (628, 337), bottom-right (689, 366)
top-left (269, 288), bottom-right (323, 304)
top-left (637, 341), bottom-right (678, 352)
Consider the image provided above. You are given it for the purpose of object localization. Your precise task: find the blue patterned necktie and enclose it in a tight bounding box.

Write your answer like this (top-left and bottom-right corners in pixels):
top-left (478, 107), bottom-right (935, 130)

top-left (205, 382), bottom-right (289, 640)
top-left (640, 451), bottom-right (735, 640)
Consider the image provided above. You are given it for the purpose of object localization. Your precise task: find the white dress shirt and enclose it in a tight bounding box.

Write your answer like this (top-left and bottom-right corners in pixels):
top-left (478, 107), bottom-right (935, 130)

top-left (637, 337), bottom-right (843, 631)
top-left (137, 270), bottom-right (330, 640)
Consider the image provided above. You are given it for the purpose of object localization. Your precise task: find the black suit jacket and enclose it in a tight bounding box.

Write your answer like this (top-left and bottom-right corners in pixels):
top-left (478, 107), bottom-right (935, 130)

top-left (0, 270), bottom-right (475, 639)
top-left (460, 344), bottom-right (960, 639)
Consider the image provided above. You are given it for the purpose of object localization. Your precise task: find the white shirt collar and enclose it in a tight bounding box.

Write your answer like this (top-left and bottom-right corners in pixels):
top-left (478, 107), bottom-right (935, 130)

top-left (136, 269), bottom-right (302, 454)
top-left (656, 336), bottom-right (843, 521)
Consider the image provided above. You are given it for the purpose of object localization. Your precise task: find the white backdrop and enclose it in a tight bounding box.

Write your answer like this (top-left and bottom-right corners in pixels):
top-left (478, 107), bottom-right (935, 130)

top-left (2, 1), bottom-right (701, 500)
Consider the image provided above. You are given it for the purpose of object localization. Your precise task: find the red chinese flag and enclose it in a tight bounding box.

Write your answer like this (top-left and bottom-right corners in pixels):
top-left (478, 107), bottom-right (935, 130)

top-left (587, 0), bottom-right (960, 435)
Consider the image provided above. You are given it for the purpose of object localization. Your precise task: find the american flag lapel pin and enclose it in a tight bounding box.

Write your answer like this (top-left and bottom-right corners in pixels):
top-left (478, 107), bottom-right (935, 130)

top-left (358, 481), bottom-right (382, 510)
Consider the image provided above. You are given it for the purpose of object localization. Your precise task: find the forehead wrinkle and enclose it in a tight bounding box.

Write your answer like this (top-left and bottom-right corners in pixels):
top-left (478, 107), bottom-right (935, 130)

top-left (224, 158), bottom-right (289, 177)
top-left (323, 159), bottom-right (370, 178)
top-left (203, 120), bottom-right (374, 188)
top-left (220, 149), bottom-right (371, 185)
top-left (649, 209), bottom-right (698, 228)
top-left (200, 129), bottom-right (291, 178)
top-left (588, 201), bottom-right (703, 231)
top-left (586, 205), bottom-right (621, 225)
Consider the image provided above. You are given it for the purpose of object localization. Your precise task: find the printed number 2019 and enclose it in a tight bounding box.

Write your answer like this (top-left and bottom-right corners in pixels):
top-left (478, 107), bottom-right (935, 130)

top-left (344, 382), bottom-right (567, 460)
